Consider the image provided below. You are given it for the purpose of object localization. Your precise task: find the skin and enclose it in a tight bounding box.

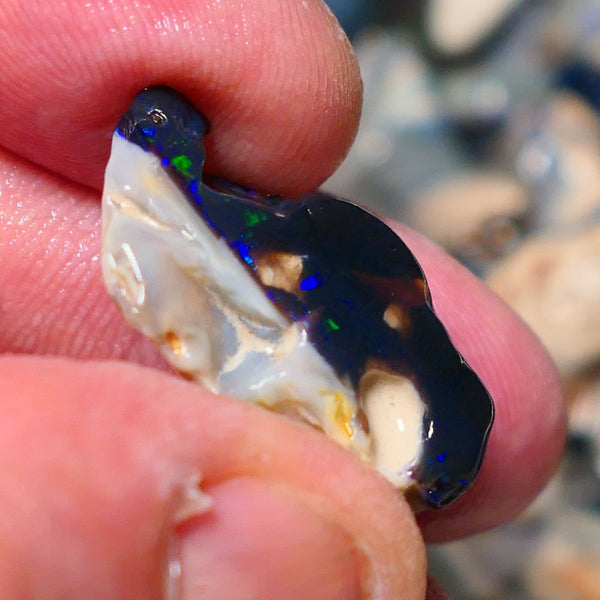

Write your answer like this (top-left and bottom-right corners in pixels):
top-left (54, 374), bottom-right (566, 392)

top-left (0, 1), bottom-right (566, 598)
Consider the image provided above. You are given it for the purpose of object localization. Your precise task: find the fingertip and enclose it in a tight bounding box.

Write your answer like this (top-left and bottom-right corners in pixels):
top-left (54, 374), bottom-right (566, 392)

top-left (395, 226), bottom-right (567, 540)
top-left (0, 0), bottom-right (361, 195)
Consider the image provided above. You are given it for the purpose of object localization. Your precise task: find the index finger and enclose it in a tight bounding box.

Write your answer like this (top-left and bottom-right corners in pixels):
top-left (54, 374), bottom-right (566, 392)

top-left (0, 0), bottom-right (360, 196)
top-left (399, 227), bottom-right (566, 542)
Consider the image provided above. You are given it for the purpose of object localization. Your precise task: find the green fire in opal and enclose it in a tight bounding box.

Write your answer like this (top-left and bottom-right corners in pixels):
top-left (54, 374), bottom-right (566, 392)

top-left (172, 154), bottom-right (193, 177)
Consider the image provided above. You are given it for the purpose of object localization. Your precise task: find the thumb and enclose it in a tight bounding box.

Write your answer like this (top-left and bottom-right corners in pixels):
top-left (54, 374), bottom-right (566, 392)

top-left (0, 356), bottom-right (425, 600)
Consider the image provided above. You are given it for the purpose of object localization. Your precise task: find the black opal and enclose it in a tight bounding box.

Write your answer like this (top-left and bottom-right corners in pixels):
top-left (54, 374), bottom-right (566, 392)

top-left (117, 86), bottom-right (494, 508)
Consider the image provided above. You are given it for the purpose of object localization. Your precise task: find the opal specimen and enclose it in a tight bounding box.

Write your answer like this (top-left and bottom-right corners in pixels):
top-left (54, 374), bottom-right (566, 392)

top-left (101, 87), bottom-right (494, 508)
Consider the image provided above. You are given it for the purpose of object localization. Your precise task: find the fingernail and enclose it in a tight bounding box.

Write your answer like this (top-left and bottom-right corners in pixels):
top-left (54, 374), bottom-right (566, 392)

top-left (164, 473), bottom-right (214, 600)
top-left (170, 477), bottom-right (364, 600)
top-left (171, 473), bottom-right (213, 524)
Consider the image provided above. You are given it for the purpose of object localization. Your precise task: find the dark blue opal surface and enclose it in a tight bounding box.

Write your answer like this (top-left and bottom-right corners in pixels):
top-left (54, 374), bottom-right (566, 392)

top-left (114, 87), bottom-right (494, 508)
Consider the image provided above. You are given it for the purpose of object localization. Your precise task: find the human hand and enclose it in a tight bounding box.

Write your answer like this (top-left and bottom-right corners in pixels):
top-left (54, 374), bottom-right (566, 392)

top-left (0, 1), bottom-right (566, 598)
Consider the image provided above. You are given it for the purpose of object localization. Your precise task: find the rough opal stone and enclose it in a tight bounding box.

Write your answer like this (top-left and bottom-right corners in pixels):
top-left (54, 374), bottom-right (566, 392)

top-left (101, 87), bottom-right (494, 508)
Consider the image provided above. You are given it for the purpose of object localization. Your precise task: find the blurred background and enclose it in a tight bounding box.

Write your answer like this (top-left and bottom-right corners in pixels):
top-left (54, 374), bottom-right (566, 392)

top-left (322, 1), bottom-right (600, 598)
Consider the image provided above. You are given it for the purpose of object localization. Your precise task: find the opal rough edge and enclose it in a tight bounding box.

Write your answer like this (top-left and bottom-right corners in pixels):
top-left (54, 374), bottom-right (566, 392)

top-left (101, 87), bottom-right (494, 508)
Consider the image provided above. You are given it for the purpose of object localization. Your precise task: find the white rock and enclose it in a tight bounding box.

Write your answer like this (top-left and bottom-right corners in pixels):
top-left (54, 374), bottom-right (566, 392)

top-left (426, 0), bottom-right (523, 57)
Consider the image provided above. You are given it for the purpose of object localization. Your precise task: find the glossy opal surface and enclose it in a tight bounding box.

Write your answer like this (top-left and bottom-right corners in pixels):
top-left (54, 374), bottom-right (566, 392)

top-left (101, 87), bottom-right (494, 508)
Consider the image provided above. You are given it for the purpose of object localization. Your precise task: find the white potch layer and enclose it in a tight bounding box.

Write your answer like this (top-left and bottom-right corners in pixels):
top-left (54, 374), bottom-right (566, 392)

top-left (102, 133), bottom-right (424, 489)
